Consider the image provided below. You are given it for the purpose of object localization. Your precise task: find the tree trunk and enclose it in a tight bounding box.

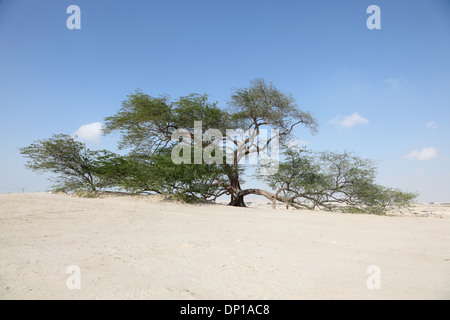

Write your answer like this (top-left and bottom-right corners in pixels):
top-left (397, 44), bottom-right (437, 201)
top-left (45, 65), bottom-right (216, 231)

top-left (227, 172), bottom-right (247, 207)
top-left (228, 193), bottom-right (246, 207)
top-left (227, 158), bottom-right (247, 207)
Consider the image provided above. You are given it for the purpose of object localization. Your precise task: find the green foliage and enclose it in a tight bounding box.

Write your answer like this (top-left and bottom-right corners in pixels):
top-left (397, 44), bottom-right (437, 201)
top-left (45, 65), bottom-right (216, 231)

top-left (173, 94), bottom-right (231, 134)
top-left (351, 183), bottom-right (418, 214)
top-left (19, 134), bottom-right (106, 192)
top-left (103, 91), bottom-right (173, 151)
top-left (20, 134), bottom-right (227, 202)
top-left (103, 91), bottom-right (229, 153)
top-left (92, 148), bottom-right (227, 201)
top-left (144, 149), bottom-right (227, 201)
top-left (265, 149), bottom-right (323, 193)
top-left (260, 149), bottom-right (417, 214)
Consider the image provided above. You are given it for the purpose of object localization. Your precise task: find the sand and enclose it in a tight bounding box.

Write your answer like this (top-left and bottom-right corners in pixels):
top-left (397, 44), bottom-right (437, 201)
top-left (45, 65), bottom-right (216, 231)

top-left (0, 192), bottom-right (449, 300)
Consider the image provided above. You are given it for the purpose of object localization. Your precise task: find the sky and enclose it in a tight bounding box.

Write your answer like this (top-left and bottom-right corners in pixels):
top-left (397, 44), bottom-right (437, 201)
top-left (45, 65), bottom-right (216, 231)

top-left (0, 0), bottom-right (449, 202)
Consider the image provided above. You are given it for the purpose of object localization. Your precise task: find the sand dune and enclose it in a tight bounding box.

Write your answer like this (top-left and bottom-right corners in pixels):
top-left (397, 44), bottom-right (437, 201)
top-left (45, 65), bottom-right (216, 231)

top-left (0, 193), bottom-right (449, 300)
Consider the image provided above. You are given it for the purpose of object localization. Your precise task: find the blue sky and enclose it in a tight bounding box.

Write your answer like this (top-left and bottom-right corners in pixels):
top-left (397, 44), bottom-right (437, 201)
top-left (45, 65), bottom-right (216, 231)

top-left (0, 0), bottom-right (449, 202)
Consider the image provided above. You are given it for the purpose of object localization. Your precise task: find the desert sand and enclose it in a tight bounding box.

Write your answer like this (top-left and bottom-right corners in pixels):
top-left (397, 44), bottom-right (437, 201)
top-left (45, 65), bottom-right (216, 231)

top-left (0, 192), bottom-right (449, 300)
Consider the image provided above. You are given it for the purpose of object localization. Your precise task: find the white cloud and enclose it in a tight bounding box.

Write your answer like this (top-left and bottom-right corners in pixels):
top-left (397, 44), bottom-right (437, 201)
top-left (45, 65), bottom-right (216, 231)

top-left (329, 112), bottom-right (369, 128)
top-left (73, 122), bottom-right (104, 143)
top-left (405, 147), bottom-right (438, 161)
top-left (426, 121), bottom-right (438, 129)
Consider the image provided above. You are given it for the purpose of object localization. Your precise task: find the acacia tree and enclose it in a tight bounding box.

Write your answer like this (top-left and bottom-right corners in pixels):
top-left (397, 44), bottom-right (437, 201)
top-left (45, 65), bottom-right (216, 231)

top-left (19, 134), bottom-right (113, 192)
top-left (20, 80), bottom-right (417, 212)
top-left (103, 79), bottom-right (318, 206)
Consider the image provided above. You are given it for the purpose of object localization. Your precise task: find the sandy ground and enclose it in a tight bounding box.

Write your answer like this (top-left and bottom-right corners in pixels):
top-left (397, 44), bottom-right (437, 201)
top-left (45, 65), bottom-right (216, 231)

top-left (0, 193), bottom-right (449, 300)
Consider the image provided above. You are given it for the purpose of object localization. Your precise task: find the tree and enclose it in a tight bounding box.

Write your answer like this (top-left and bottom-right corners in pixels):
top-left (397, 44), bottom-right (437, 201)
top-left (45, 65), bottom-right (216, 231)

top-left (19, 134), bottom-right (111, 192)
top-left (20, 80), bottom-right (417, 213)
top-left (103, 79), bottom-right (318, 206)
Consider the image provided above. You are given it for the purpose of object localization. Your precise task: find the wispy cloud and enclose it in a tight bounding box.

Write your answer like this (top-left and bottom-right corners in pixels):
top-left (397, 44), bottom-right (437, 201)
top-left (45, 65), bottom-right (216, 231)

top-left (383, 76), bottom-right (407, 89)
top-left (329, 112), bottom-right (369, 128)
top-left (73, 122), bottom-right (104, 143)
top-left (404, 147), bottom-right (438, 161)
top-left (426, 121), bottom-right (438, 129)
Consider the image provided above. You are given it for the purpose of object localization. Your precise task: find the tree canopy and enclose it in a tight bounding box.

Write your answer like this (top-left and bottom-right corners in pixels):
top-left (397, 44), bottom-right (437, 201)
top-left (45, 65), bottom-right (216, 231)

top-left (103, 92), bottom-right (230, 153)
top-left (19, 134), bottom-right (112, 192)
